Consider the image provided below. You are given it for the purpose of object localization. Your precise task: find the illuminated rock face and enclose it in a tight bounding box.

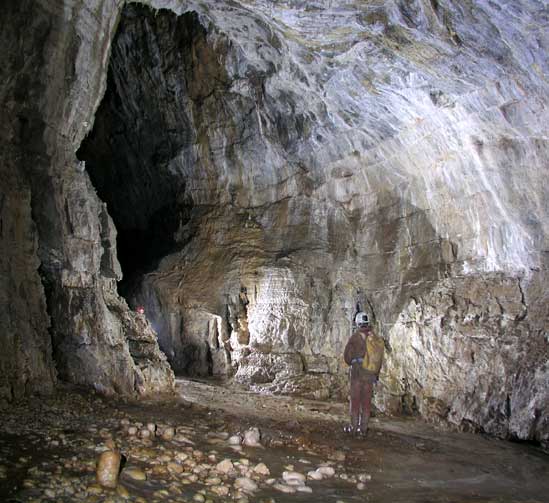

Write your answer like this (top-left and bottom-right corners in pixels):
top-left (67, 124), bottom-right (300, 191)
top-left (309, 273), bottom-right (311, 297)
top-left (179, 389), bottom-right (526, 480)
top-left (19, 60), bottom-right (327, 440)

top-left (2, 0), bottom-right (548, 444)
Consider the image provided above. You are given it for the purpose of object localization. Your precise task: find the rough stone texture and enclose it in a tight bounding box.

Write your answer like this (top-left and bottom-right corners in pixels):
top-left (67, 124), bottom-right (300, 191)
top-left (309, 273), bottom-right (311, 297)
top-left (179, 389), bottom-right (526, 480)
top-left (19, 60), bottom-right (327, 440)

top-left (0, 178), bottom-right (56, 401)
top-left (1, 0), bottom-right (174, 397)
top-left (1, 0), bottom-right (548, 446)
top-left (45, 171), bottom-right (174, 395)
top-left (111, 0), bottom-right (547, 444)
top-left (379, 274), bottom-right (549, 440)
top-left (0, 0), bottom-right (58, 401)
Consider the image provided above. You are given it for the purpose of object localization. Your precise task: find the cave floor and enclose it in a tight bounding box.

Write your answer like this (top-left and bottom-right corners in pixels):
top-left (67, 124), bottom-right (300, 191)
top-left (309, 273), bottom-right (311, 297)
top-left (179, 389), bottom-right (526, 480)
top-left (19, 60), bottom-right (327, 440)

top-left (0, 379), bottom-right (547, 503)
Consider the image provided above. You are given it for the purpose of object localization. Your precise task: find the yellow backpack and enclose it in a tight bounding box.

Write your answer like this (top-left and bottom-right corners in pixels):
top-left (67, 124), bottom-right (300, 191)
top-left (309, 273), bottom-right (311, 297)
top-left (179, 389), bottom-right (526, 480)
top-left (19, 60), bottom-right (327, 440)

top-left (362, 334), bottom-right (384, 374)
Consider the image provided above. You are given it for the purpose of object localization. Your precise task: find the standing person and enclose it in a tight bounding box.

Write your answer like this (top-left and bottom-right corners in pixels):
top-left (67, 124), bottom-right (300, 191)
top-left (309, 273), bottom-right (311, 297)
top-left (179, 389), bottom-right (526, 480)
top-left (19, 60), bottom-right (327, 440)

top-left (343, 312), bottom-right (384, 436)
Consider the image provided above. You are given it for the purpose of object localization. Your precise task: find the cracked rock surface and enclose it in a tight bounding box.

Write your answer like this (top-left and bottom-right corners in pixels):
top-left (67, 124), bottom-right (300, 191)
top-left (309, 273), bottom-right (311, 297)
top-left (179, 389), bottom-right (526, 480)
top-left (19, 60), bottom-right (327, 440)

top-left (1, 0), bottom-right (548, 447)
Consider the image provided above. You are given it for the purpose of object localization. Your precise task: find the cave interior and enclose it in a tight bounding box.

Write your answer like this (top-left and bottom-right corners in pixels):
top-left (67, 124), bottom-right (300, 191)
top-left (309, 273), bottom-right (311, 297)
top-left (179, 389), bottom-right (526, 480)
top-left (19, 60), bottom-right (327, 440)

top-left (1, 0), bottom-right (548, 501)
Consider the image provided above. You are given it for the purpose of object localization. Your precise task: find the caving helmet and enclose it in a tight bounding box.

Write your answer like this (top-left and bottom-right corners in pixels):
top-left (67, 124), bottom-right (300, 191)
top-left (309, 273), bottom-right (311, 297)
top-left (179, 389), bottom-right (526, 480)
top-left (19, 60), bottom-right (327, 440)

top-left (355, 311), bottom-right (369, 327)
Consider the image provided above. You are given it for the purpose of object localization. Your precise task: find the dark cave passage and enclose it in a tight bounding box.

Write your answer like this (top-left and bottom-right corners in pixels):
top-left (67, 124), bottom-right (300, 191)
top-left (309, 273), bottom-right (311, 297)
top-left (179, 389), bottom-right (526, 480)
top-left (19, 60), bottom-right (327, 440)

top-left (76, 4), bottom-right (216, 298)
top-left (76, 3), bottom-right (234, 376)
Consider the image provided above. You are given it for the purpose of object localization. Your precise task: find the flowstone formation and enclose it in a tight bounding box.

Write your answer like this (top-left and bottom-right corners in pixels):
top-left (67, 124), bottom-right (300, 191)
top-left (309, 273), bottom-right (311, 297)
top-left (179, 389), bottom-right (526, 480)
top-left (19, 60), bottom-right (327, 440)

top-left (2, 0), bottom-right (548, 447)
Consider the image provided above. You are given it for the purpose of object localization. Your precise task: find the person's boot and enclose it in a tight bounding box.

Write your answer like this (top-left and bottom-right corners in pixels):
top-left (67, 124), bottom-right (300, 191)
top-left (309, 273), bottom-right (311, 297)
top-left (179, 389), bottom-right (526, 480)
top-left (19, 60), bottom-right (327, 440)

top-left (355, 427), bottom-right (368, 438)
top-left (344, 416), bottom-right (359, 434)
top-left (356, 417), bottom-right (369, 438)
top-left (343, 424), bottom-right (354, 434)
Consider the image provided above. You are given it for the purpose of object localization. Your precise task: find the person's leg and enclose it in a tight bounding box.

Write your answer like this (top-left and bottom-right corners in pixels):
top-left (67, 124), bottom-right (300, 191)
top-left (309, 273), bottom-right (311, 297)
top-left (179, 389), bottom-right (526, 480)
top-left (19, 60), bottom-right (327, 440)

top-left (348, 365), bottom-right (361, 433)
top-left (358, 378), bottom-right (374, 435)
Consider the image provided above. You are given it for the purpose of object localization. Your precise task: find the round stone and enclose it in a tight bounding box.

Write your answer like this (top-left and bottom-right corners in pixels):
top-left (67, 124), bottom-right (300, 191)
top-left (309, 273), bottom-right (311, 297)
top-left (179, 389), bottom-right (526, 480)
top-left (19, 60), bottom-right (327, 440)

top-left (167, 462), bottom-right (183, 474)
top-left (215, 459), bottom-right (234, 474)
top-left (243, 428), bottom-right (261, 447)
top-left (162, 427), bottom-right (175, 441)
top-left (273, 483), bottom-right (296, 494)
top-left (253, 462), bottom-right (270, 476)
top-left (307, 470), bottom-right (323, 480)
top-left (116, 484), bottom-right (131, 499)
top-left (87, 484), bottom-right (103, 495)
top-left (318, 466), bottom-right (335, 477)
top-left (234, 477), bottom-right (258, 493)
top-left (282, 471), bottom-right (306, 484)
top-left (124, 467), bottom-right (147, 481)
top-left (205, 476), bottom-right (222, 485)
top-left (211, 485), bottom-right (230, 497)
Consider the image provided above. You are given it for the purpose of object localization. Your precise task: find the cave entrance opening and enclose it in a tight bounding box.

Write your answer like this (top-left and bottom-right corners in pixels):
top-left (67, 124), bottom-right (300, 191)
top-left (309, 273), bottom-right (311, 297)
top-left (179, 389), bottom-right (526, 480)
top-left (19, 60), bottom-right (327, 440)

top-left (76, 4), bottom-right (218, 376)
top-left (77, 4), bottom-right (202, 298)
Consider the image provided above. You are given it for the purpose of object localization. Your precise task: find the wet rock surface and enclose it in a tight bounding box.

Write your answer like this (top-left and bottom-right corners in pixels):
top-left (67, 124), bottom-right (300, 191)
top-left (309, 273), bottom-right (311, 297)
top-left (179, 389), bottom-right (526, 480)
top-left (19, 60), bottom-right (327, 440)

top-left (1, 380), bottom-right (548, 503)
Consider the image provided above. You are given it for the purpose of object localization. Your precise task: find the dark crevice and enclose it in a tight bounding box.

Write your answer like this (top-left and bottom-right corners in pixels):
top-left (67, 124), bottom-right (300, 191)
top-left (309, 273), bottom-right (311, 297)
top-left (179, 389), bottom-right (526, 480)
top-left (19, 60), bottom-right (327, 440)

top-left (76, 4), bottom-right (219, 297)
top-left (75, 3), bottom-right (238, 378)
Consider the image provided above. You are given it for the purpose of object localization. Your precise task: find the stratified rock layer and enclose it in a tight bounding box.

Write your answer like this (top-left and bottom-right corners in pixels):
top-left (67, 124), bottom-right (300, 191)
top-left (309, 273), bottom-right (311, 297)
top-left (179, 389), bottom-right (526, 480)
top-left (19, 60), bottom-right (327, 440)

top-left (107, 0), bottom-right (546, 444)
top-left (1, 0), bottom-right (548, 446)
top-left (1, 0), bottom-right (174, 397)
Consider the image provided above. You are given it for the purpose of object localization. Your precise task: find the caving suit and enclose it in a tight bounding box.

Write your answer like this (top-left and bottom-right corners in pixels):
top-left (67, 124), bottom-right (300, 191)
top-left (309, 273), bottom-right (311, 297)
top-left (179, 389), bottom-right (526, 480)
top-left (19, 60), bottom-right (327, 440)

top-left (343, 326), bottom-right (384, 433)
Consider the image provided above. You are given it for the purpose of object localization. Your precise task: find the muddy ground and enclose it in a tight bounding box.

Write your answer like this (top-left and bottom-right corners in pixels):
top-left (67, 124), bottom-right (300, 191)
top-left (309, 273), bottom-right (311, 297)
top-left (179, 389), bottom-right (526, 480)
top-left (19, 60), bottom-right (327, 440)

top-left (0, 378), bottom-right (547, 502)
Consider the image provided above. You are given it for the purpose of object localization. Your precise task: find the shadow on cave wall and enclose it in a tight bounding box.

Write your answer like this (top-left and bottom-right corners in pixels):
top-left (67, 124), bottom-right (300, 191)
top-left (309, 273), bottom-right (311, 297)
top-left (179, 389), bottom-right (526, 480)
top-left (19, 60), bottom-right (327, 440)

top-left (76, 4), bottom-right (224, 375)
top-left (76, 0), bottom-right (294, 380)
top-left (77, 4), bottom-right (222, 297)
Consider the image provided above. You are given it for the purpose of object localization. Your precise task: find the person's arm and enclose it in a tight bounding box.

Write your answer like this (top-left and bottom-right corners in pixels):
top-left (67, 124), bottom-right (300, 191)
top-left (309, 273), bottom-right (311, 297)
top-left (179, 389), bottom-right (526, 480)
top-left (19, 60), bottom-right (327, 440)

top-left (343, 337), bottom-right (353, 365)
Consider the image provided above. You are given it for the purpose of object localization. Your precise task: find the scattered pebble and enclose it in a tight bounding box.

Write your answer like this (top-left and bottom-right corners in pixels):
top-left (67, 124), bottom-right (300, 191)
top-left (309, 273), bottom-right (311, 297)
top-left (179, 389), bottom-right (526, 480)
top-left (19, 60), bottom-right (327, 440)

top-left (0, 386), bottom-right (411, 503)
top-left (243, 428), bottom-right (261, 447)
top-left (283, 470), bottom-right (306, 484)
top-left (87, 484), bottom-right (103, 495)
top-left (307, 469), bottom-right (324, 480)
top-left (318, 465), bottom-right (336, 477)
top-left (124, 467), bottom-right (147, 481)
top-left (116, 484), bottom-right (131, 499)
top-left (216, 458), bottom-right (234, 474)
top-left (253, 462), bottom-right (270, 476)
top-left (161, 426), bottom-right (175, 441)
top-left (273, 482), bottom-right (297, 493)
top-left (359, 473), bottom-right (372, 482)
top-left (167, 462), bottom-right (184, 474)
top-left (211, 485), bottom-right (230, 496)
top-left (234, 476), bottom-right (258, 493)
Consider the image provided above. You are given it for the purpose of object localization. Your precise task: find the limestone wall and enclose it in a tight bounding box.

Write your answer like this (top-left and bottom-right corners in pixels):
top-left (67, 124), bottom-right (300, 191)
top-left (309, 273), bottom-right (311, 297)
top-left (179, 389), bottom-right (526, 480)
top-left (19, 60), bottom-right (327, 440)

top-left (1, 0), bottom-right (174, 398)
top-left (1, 0), bottom-right (547, 446)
